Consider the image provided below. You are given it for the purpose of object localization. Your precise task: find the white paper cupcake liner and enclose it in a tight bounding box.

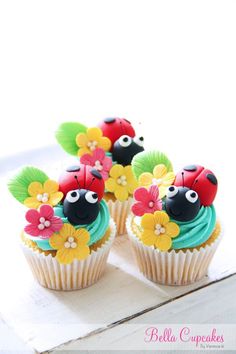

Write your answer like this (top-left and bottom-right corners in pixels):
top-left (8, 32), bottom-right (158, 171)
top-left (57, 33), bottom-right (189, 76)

top-left (20, 219), bottom-right (116, 291)
top-left (106, 197), bottom-right (133, 236)
top-left (126, 216), bottom-right (222, 285)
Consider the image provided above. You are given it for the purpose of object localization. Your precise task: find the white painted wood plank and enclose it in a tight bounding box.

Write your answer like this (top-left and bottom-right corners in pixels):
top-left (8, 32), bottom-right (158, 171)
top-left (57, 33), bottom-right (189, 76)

top-left (51, 351), bottom-right (236, 354)
top-left (57, 275), bottom-right (236, 352)
top-left (0, 317), bottom-right (34, 354)
top-left (132, 275), bottom-right (236, 324)
top-left (52, 348), bottom-right (236, 354)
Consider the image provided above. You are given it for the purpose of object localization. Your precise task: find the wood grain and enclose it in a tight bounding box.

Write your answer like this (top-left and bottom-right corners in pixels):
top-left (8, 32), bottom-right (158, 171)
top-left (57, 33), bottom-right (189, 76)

top-left (56, 274), bottom-right (236, 353)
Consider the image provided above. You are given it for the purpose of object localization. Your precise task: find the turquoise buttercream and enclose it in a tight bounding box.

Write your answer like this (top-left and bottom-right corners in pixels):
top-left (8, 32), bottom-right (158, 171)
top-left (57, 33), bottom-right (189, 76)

top-left (171, 205), bottom-right (216, 250)
top-left (25, 199), bottom-right (110, 251)
top-left (105, 151), bottom-right (113, 159)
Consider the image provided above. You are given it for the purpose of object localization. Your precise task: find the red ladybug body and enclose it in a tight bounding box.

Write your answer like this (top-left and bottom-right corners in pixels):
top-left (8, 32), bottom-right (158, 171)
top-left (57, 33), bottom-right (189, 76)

top-left (98, 117), bottom-right (135, 148)
top-left (59, 164), bottom-right (104, 201)
top-left (174, 165), bottom-right (218, 206)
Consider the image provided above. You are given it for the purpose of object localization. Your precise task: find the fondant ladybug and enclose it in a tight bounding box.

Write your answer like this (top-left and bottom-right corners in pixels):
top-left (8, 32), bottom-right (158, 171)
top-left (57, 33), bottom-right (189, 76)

top-left (63, 189), bottom-right (99, 225)
top-left (165, 185), bottom-right (200, 222)
top-left (112, 135), bottom-right (144, 165)
top-left (59, 164), bottom-right (105, 201)
top-left (98, 117), bottom-right (135, 148)
top-left (174, 165), bottom-right (218, 206)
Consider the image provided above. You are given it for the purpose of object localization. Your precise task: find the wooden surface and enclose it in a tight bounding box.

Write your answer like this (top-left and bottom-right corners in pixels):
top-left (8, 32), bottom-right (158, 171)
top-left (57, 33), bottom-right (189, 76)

top-left (57, 274), bottom-right (236, 353)
top-left (0, 148), bottom-right (235, 353)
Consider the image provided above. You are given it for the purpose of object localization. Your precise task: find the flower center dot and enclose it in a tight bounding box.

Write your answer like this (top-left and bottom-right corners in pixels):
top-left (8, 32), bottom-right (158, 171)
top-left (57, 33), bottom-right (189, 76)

top-left (154, 224), bottom-right (165, 235)
top-left (94, 160), bottom-right (103, 171)
top-left (37, 194), bottom-right (43, 201)
top-left (64, 241), bottom-right (70, 249)
top-left (38, 218), bottom-right (51, 230)
top-left (152, 178), bottom-right (163, 186)
top-left (149, 201), bottom-right (154, 208)
top-left (44, 220), bottom-right (51, 227)
top-left (41, 193), bottom-right (49, 203)
top-left (64, 236), bottom-right (77, 249)
top-left (117, 175), bottom-right (127, 186)
top-left (88, 140), bottom-right (98, 151)
top-left (71, 242), bottom-right (77, 249)
top-left (38, 223), bottom-right (45, 230)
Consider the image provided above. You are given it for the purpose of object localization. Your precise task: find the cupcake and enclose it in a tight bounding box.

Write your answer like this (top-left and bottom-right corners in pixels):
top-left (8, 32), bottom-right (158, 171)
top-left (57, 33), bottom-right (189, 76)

top-left (56, 117), bottom-right (144, 235)
top-left (8, 164), bottom-right (116, 290)
top-left (126, 150), bottom-right (221, 285)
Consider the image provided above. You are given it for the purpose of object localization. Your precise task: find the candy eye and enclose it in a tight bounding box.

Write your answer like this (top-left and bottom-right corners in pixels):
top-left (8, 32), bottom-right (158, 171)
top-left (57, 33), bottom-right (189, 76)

top-left (167, 186), bottom-right (178, 198)
top-left (133, 136), bottom-right (144, 147)
top-left (85, 191), bottom-right (98, 204)
top-left (185, 190), bottom-right (198, 203)
top-left (66, 190), bottom-right (80, 203)
top-left (118, 135), bottom-right (132, 147)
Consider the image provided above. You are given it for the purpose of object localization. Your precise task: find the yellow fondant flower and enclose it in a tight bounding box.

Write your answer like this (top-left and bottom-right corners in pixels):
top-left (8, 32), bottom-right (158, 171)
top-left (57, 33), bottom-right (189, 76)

top-left (141, 211), bottom-right (180, 251)
top-left (76, 127), bottom-right (111, 157)
top-left (105, 164), bottom-right (138, 202)
top-left (49, 224), bottom-right (90, 264)
top-left (24, 180), bottom-right (63, 209)
top-left (139, 164), bottom-right (175, 198)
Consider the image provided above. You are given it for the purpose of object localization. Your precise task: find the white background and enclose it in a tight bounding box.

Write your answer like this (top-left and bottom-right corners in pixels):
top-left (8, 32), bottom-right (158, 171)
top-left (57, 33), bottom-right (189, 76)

top-left (0, 3), bottom-right (235, 203)
top-left (0, 0), bottom-right (235, 159)
top-left (1, 0), bottom-right (235, 221)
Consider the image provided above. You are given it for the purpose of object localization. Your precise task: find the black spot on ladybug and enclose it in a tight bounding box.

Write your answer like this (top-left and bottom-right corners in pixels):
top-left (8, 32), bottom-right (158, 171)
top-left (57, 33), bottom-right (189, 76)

top-left (206, 173), bottom-right (217, 185)
top-left (184, 165), bottom-right (197, 171)
top-left (104, 117), bottom-right (116, 124)
top-left (66, 165), bottom-right (81, 172)
top-left (91, 169), bottom-right (102, 179)
top-left (123, 118), bottom-right (131, 124)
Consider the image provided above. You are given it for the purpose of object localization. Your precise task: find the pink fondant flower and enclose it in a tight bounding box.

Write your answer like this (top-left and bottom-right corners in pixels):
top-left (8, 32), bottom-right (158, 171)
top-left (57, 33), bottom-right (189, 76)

top-left (24, 204), bottom-right (63, 239)
top-left (80, 148), bottom-right (113, 180)
top-left (132, 185), bottom-right (162, 217)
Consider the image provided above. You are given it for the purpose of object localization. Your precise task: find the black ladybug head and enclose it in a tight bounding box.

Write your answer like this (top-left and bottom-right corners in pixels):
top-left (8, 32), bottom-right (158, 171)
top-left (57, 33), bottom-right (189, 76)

top-left (112, 135), bottom-right (144, 166)
top-left (63, 189), bottom-right (99, 225)
top-left (165, 186), bottom-right (200, 222)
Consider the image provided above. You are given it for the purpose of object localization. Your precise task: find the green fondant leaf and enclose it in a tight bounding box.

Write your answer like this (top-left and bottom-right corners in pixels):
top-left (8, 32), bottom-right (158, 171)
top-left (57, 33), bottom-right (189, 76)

top-left (8, 166), bottom-right (49, 204)
top-left (132, 150), bottom-right (173, 179)
top-left (55, 122), bottom-right (87, 156)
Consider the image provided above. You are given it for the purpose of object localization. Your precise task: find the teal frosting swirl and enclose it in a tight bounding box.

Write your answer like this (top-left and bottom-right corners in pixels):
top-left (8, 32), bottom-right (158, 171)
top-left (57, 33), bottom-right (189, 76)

top-left (25, 199), bottom-right (110, 251)
top-left (171, 205), bottom-right (216, 250)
